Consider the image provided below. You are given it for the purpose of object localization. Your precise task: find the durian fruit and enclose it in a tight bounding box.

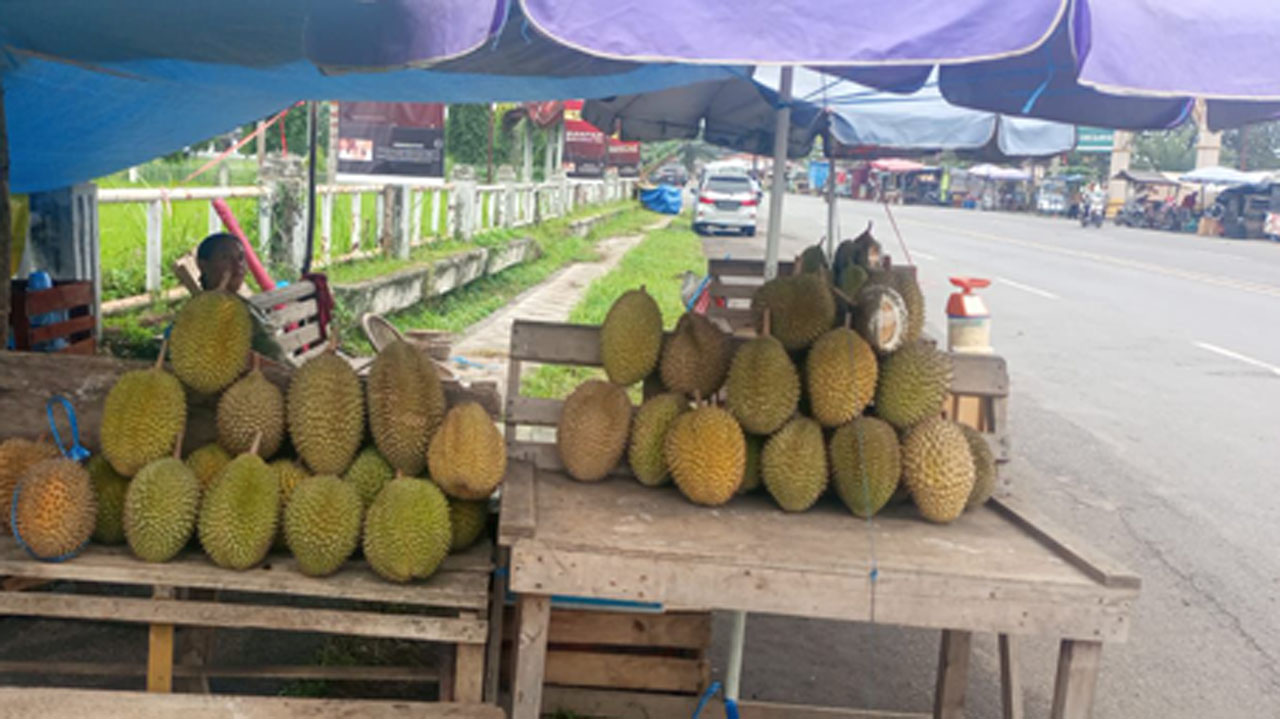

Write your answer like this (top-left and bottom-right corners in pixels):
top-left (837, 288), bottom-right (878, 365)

top-left (284, 475), bottom-right (362, 577)
top-left (367, 339), bottom-right (446, 476)
top-left (750, 273), bottom-right (836, 351)
top-left (0, 438), bottom-right (60, 532)
top-left (868, 268), bottom-right (925, 343)
top-left (363, 477), bottom-right (452, 583)
top-left (217, 358), bottom-right (285, 458)
top-left (839, 264), bottom-right (870, 298)
top-left (88, 456), bottom-right (129, 545)
top-left (806, 325), bottom-right (878, 428)
top-left (124, 457), bottom-right (201, 562)
top-left (10, 459), bottom-right (96, 561)
top-left (185, 443), bottom-right (231, 491)
top-left (797, 245), bottom-right (829, 276)
top-left (287, 351), bottom-right (365, 475)
top-left (874, 340), bottom-right (952, 430)
top-left (725, 310), bottom-right (800, 435)
top-left (428, 402), bottom-right (507, 500)
top-left (100, 346), bottom-right (187, 477)
top-left (761, 417), bottom-right (827, 512)
top-left (600, 287), bottom-right (663, 385)
top-left (960, 424), bottom-right (998, 509)
top-left (664, 404), bottom-right (744, 506)
top-left (901, 418), bottom-right (975, 523)
top-left (738, 434), bottom-right (764, 494)
top-left (628, 393), bottom-right (687, 486)
top-left (449, 498), bottom-right (489, 552)
top-left (198, 440), bottom-right (280, 570)
top-left (271, 458), bottom-right (312, 552)
top-left (557, 380), bottom-right (631, 482)
top-left (343, 447), bottom-right (394, 510)
top-left (659, 313), bottom-right (731, 398)
top-left (170, 288), bottom-right (252, 394)
top-left (832, 238), bottom-right (858, 277)
top-left (829, 417), bottom-right (901, 518)
top-left (853, 285), bottom-right (909, 354)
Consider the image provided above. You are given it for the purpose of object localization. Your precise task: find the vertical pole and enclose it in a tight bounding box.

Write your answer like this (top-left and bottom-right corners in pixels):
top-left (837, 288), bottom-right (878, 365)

top-left (327, 100), bottom-right (340, 183)
top-left (207, 202), bottom-right (221, 236)
top-left (826, 155), bottom-right (838, 260)
top-left (350, 193), bottom-right (362, 253)
top-left (522, 118), bottom-right (534, 183)
top-left (543, 125), bottom-right (554, 181)
top-left (256, 120), bottom-right (266, 169)
top-left (321, 192), bottom-right (333, 264)
top-left (487, 103), bottom-right (496, 184)
top-left (0, 79), bottom-right (10, 350)
top-left (145, 200), bottom-right (163, 293)
top-left (764, 67), bottom-right (793, 280)
top-left (724, 610), bottom-right (748, 702)
top-left (302, 101), bottom-right (318, 274)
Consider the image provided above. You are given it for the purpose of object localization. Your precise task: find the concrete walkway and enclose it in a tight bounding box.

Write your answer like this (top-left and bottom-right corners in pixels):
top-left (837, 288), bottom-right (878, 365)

top-left (447, 216), bottom-right (672, 398)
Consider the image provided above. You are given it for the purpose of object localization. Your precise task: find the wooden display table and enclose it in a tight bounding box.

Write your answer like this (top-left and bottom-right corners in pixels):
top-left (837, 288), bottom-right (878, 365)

top-left (0, 538), bottom-right (496, 715)
top-left (498, 320), bottom-right (1139, 719)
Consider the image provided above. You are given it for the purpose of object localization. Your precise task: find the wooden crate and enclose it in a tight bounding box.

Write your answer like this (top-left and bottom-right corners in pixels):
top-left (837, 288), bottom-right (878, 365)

top-left (247, 280), bottom-right (329, 367)
top-left (0, 350), bottom-right (501, 718)
top-left (8, 278), bottom-right (96, 354)
top-left (498, 320), bottom-right (1139, 719)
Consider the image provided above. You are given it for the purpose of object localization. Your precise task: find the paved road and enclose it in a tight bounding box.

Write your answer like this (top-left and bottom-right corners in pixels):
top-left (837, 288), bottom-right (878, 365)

top-left (703, 194), bottom-right (1280, 718)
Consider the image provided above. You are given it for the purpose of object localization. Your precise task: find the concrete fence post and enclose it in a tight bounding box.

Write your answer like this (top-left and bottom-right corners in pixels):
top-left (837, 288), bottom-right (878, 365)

top-left (145, 199), bottom-right (162, 294)
top-left (350, 193), bottom-right (362, 253)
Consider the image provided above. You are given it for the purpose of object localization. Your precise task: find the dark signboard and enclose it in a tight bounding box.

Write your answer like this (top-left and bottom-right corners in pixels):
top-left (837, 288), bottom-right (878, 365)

top-left (607, 136), bottom-right (642, 177)
top-left (563, 100), bottom-right (606, 178)
top-left (336, 101), bottom-right (445, 182)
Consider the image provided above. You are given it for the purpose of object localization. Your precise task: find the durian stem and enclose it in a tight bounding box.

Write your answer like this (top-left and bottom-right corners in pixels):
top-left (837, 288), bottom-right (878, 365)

top-left (693, 390), bottom-right (703, 407)
top-left (248, 431), bottom-right (262, 457)
top-left (831, 286), bottom-right (853, 305)
top-left (154, 335), bottom-right (170, 370)
top-left (172, 414), bottom-right (187, 459)
top-left (252, 352), bottom-right (261, 373)
top-left (761, 308), bottom-right (772, 339)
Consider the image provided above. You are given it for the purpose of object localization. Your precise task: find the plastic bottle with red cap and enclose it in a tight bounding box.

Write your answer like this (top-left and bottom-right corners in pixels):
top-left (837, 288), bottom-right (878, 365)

top-left (946, 276), bottom-right (991, 353)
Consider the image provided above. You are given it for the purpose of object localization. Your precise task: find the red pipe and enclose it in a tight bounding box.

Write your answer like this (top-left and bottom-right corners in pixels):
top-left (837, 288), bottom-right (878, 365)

top-left (212, 198), bottom-right (274, 292)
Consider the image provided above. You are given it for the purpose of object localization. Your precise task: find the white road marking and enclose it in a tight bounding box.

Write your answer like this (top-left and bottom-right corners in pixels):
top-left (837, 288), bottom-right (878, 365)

top-left (911, 250), bottom-right (938, 261)
top-left (995, 276), bottom-right (1060, 300)
top-left (1193, 342), bottom-right (1280, 376)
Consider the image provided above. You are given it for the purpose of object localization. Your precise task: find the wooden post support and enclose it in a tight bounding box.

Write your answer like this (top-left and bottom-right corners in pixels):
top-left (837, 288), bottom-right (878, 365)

top-left (933, 629), bottom-right (972, 719)
top-left (999, 634), bottom-right (1024, 719)
top-left (0, 78), bottom-right (11, 351)
top-left (147, 586), bottom-right (176, 693)
top-left (483, 547), bottom-right (509, 703)
top-left (511, 593), bottom-right (551, 719)
top-left (1050, 640), bottom-right (1103, 719)
top-left (453, 611), bottom-right (485, 704)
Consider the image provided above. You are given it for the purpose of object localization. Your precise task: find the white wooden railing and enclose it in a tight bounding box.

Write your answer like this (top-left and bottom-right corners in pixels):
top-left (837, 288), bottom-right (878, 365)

top-left (98, 177), bottom-right (635, 305)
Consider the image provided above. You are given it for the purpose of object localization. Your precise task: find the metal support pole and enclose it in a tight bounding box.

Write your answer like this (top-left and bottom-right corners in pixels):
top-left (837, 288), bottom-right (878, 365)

top-left (826, 157), bottom-right (838, 260)
top-left (302, 101), bottom-right (318, 274)
top-left (764, 67), bottom-right (793, 280)
top-left (725, 610), bottom-right (748, 702)
top-left (0, 79), bottom-right (10, 350)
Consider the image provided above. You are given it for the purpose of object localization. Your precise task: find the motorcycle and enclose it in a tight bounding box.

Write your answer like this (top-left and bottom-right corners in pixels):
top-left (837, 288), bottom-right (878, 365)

top-left (1080, 202), bottom-right (1104, 228)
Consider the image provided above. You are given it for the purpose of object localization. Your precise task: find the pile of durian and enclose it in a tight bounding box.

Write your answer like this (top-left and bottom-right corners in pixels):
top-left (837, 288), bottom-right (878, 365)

top-left (2, 290), bottom-right (504, 583)
top-left (556, 231), bottom-right (997, 524)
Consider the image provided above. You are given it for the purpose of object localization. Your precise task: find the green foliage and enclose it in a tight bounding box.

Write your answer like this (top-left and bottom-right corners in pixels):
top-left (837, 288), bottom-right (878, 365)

top-left (522, 217), bottom-right (706, 400)
top-left (446, 104), bottom-right (495, 169)
top-left (237, 103), bottom-right (330, 158)
top-left (1221, 120), bottom-right (1280, 171)
top-left (1131, 125), bottom-right (1197, 172)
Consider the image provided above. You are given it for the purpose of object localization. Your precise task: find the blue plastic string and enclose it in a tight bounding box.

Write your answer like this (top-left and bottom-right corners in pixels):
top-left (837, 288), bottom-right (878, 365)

top-left (46, 395), bottom-right (90, 463)
top-left (691, 681), bottom-right (740, 719)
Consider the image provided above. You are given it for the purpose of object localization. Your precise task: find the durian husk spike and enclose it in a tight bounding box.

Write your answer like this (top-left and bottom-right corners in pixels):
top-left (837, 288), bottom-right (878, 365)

top-left (248, 431), bottom-right (263, 457)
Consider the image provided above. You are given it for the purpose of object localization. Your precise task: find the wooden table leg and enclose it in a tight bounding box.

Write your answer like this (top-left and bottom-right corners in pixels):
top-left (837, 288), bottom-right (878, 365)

top-left (933, 629), bottom-right (972, 719)
top-left (483, 549), bottom-right (509, 703)
top-left (1050, 639), bottom-right (1103, 719)
top-left (147, 586), bottom-right (175, 693)
top-left (453, 611), bottom-right (485, 703)
top-left (510, 593), bottom-right (551, 719)
top-left (998, 634), bottom-right (1024, 719)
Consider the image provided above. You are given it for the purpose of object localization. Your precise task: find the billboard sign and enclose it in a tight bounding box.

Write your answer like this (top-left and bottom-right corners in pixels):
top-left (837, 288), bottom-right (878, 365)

top-left (563, 100), bottom-right (606, 178)
top-left (1076, 126), bottom-right (1116, 154)
top-left (336, 101), bottom-right (446, 183)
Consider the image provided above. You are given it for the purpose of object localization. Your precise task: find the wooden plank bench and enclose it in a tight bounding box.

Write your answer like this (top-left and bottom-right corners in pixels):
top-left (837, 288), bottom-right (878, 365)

top-left (498, 319), bottom-right (1139, 719)
top-left (0, 349), bottom-right (502, 714)
top-left (0, 687), bottom-right (505, 719)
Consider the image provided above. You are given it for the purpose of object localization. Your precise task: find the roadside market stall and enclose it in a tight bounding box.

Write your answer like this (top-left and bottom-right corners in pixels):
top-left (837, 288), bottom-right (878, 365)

top-left (4, 2), bottom-right (1280, 719)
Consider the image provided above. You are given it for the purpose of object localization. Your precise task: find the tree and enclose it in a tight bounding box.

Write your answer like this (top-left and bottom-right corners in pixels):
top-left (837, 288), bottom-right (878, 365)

top-left (1130, 125), bottom-right (1196, 172)
top-left (445, 104), bottom-right (493, 168)
top-left (1221, 121), bottom-right (1280, 171)
top-left (237, 103), bottom-right (329, 157)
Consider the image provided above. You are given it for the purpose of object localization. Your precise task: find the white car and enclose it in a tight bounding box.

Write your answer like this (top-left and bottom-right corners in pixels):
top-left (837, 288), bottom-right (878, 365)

top-left (693, 174), bottom-right (758, 236)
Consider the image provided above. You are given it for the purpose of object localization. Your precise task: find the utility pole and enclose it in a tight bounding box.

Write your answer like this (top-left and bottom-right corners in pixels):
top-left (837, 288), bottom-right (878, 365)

top-left (328, 101), bottom-right (340, 183)
top-left (0, 80), bottom-right (11, 350)
top-left (487, 103), bottom-right (496, 184)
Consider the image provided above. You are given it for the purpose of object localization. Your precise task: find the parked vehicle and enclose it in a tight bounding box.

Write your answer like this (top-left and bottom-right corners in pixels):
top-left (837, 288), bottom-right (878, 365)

top-left (1080, 201), bottom-right (1104, 227)
top-left (693, 174), bottom-right (758, 236)
top-left (1114, 199), bottom-right (1148, 228)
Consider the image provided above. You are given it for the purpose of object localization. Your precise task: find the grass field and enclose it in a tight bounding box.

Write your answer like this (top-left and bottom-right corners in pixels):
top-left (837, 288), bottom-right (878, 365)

top-left (520, 216), bottom-right (706, 400)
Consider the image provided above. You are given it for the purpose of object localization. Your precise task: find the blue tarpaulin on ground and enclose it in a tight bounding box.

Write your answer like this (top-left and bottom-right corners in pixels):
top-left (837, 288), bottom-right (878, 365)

top-left (640, 185), bottom-right (682, 215)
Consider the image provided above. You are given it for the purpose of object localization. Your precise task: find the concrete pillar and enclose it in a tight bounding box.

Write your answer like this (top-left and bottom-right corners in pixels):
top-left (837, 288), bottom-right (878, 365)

top-left (1106, 130), bottom-right (1134, 208)
top-left (1194, 100), bottom-right (1222, 169)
